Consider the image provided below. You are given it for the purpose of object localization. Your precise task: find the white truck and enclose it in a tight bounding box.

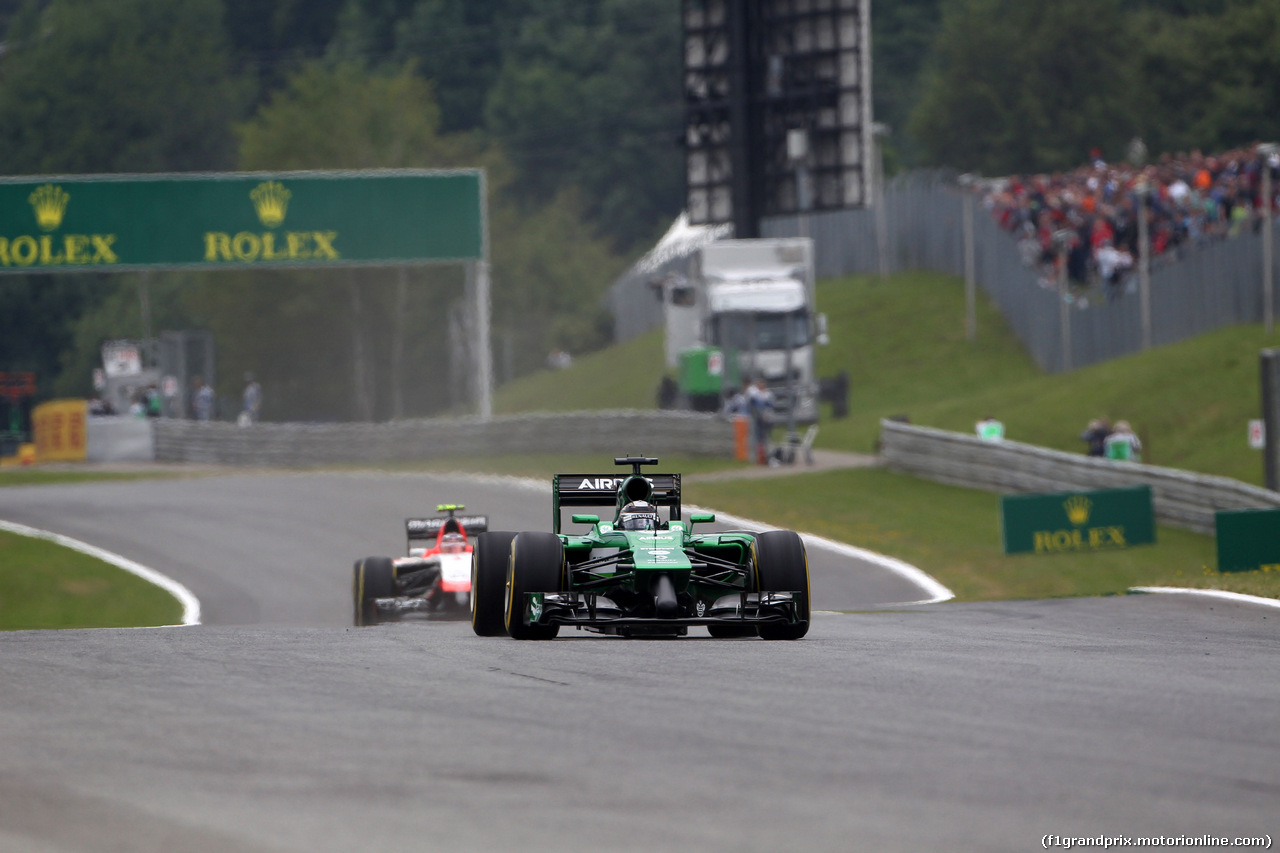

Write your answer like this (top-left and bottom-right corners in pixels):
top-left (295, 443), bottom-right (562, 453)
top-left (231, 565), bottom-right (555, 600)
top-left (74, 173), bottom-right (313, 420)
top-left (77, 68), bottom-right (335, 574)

top-left (655, 237), bottom-right (825, 425)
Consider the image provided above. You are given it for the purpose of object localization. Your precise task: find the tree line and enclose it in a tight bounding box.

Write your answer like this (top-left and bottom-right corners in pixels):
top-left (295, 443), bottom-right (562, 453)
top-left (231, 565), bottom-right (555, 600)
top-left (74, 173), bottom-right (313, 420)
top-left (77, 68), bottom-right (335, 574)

top-left (900, 0), bottom-right (1280, 175)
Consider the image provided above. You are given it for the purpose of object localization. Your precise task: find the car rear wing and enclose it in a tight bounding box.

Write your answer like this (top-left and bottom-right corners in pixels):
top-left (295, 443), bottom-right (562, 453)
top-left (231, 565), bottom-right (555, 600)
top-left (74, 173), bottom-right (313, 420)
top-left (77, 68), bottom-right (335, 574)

top-left (405, 515), bottom-right (489, 541)
top-left (552, 473), bottom-right (681, 534)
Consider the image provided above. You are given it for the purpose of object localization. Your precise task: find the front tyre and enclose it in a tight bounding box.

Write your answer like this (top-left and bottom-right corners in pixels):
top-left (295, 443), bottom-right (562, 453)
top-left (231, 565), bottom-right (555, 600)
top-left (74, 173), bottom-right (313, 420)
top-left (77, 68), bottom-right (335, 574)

top-left (471, 532), bottom-right (517, 636)
top-left (505, 532), bottom-right (563, 640)
top-left (353, 556), bottom-right (395, 626)
top-left (753, 531), bottom-right (810, 640)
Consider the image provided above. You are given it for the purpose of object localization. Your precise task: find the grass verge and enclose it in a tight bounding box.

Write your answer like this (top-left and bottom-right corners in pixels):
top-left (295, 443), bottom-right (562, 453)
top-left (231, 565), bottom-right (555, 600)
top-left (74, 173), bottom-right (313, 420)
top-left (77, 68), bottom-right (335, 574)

top-left (0, 469), bottom-right (190, 488)
top-left (0, 529), bottom-right (183, 630)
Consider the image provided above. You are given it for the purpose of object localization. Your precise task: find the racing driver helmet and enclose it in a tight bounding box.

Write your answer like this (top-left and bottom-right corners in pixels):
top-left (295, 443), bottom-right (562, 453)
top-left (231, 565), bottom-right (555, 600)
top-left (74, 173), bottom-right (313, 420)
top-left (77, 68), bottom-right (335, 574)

top-left (440, 532), bottom-right (467, 554)
top-left (618, 500), bottom-right (660, 531)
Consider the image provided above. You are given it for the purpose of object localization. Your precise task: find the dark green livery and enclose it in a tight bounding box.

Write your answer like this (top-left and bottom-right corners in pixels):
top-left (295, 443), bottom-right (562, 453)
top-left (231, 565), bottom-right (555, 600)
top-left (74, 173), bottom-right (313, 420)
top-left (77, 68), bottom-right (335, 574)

top-left (471, 457), bottom-right (810, 640)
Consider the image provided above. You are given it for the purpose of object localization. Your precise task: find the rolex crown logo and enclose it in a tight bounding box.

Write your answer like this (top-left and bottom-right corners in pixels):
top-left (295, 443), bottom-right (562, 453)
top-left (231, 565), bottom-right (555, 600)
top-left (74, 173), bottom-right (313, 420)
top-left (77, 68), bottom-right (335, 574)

top-left (250, 181), bottom-right (291, 229)
top-left (1063, 495), bottom-right (1093, 527)
top-left (29, 184), bottom-right (70, 232)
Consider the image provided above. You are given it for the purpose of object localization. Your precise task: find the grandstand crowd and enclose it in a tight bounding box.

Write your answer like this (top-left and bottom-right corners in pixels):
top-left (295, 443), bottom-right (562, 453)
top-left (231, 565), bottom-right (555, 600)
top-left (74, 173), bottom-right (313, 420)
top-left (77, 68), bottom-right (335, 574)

top-left (980, 142), bottom-right (1280, 297)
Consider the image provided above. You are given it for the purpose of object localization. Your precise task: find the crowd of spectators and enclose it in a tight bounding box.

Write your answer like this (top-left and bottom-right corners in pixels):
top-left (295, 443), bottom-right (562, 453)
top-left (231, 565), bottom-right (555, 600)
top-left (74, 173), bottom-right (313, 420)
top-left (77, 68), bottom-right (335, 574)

top-left (980, 142), bottom-right (1280, 300)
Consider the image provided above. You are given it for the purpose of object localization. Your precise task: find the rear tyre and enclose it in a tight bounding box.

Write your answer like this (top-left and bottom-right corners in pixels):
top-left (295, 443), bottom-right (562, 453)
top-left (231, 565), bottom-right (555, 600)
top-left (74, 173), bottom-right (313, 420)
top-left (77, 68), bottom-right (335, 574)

top-left (505, 532), bottom-right (563, 640)
top-left (471, 532), bottom-right (517, 636)
top-left (753, 531), bottom-right (810, 640)
top-left (353, 556), bottom-right (395, 626)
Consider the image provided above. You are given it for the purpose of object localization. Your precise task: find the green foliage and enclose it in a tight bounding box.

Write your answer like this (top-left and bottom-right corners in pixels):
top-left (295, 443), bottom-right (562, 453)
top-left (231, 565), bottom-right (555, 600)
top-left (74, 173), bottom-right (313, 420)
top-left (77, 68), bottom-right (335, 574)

top-left (0, 0), bottom-right (248, 174)
top-left (309, 0), bottom-right (682, 252)
top-left (236, 60), bottom-right (470, 169)
top-left (872, 0), bottom-right (945, 168)
top-left (222, 0), bottom-right (348, 98)
top-left (906, 0), bottom-right (1280, 172)
top-left (483, 0), bottom-right (683, 251)
top-left (1133, 0), bottom-right (1280, 154)
top-left (389, 0), bottom-right (532, 133)
top-left (909, 0), bottom-right (1139, 173)
top-left (489, 187), bottom-right (626, 374)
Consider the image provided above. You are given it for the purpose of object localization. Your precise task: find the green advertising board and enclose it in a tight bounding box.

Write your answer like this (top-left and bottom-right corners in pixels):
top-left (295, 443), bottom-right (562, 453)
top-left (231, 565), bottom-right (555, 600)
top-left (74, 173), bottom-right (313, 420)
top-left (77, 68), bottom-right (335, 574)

top-left (0, 169), bottom-right (483, 273)
top-left (1000, 485), bottom-right (1156, 555)
top-left (1215, 506), bottom-right (1280, 572)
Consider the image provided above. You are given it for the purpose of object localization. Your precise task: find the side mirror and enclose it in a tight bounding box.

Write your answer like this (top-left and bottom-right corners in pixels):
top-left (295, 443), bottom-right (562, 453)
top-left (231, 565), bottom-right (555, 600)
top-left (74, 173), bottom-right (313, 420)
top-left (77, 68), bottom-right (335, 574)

top-left (816, 313), bottom-right (830, 346)
top-left (571, 514), bottom-right (599, 525)
top-left (689, 512), bottom-right (715, 524)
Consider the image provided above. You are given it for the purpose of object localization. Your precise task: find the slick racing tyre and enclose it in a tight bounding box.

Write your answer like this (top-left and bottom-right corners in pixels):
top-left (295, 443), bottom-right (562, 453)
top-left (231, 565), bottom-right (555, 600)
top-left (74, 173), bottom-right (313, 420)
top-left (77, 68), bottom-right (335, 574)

top-left (353, 556), bottom-right (395, 626)
top-left (504, 532), bottom-right (563, 640)
top-left (471, 531), bottom-right (517, 636)
top-left (752, 530), bottom-right (810, 640)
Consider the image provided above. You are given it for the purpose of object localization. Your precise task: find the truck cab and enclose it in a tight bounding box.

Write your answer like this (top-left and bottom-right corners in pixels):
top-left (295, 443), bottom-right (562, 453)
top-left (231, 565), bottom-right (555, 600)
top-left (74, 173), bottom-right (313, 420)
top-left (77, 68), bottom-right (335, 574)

top-left (660, 238), bottom-right (821, 424)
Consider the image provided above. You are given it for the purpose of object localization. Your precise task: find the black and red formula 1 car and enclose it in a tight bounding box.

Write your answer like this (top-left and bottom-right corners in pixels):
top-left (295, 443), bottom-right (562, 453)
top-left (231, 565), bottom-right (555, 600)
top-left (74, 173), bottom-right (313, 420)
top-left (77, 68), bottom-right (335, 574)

top-left (352, 504), bottom-right (488, 625)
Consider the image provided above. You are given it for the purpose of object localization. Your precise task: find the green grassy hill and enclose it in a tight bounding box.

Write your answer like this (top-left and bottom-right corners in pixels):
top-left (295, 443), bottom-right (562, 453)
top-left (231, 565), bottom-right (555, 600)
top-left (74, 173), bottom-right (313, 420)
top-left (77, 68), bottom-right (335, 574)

top-left (495, 328), bottom-right (665, 414)
top-left (497, 270), bottom-right (1274, 486)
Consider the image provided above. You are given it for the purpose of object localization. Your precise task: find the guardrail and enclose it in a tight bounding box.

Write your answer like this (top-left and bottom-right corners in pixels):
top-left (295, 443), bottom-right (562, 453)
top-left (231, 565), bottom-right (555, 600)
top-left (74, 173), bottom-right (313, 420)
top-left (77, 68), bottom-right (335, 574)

top-left (153, 410), bottom-right (736, 467)
top-left (879, 419), bottom-right (1280, 535)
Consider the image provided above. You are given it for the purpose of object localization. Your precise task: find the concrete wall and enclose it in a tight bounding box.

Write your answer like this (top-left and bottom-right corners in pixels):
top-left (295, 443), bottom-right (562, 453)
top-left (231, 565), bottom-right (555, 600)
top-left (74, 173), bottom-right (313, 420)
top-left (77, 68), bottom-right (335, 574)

top-left (879, 419), bottom-right (1280, 535)
top-left (87, 417), bottom-right (155, 463)
top-left (154, 410), bottom-right (736, 467)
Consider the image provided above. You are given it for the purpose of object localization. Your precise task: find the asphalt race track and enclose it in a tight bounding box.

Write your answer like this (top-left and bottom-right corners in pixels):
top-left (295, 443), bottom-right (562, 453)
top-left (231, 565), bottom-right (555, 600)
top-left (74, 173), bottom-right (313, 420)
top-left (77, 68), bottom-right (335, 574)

top-left (1, 471), bottom-right (1277, 852)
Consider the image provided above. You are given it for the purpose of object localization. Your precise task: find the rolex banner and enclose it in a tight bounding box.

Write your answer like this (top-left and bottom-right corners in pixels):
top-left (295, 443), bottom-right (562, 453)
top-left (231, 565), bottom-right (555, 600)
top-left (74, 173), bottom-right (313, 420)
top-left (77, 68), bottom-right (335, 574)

top-left (0, 170), bottom-right (483, 273)
top-left (1000, 486), bottom-right (1156, 555)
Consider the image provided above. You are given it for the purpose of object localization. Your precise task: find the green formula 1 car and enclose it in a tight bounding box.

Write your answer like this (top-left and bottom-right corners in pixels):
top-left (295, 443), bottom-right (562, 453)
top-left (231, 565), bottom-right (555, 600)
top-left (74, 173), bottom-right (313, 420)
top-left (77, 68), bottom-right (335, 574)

top-left (470, 456), bottom-right (810, 640)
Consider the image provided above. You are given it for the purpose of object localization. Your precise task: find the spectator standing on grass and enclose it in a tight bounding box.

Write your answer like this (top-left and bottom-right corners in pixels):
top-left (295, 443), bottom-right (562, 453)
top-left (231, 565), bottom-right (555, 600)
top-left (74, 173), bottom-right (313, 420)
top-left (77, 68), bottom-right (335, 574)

top-left (1080, 418), bottom-right (1111, 457)
top-left (1104, 420), bottom-right (1142, 462)
top-left (975, 415), bottom-right (1005, 442)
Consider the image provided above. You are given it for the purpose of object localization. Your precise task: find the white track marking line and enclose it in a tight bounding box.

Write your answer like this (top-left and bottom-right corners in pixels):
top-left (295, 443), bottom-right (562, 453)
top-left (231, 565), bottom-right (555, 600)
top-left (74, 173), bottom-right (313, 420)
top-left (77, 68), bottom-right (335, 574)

top-left (688, 506), bottom-right (955, 605)
top-left (0, 519), bottom-right (201, 626)
top-left (1129, 586), bottom-right (1280, 609)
